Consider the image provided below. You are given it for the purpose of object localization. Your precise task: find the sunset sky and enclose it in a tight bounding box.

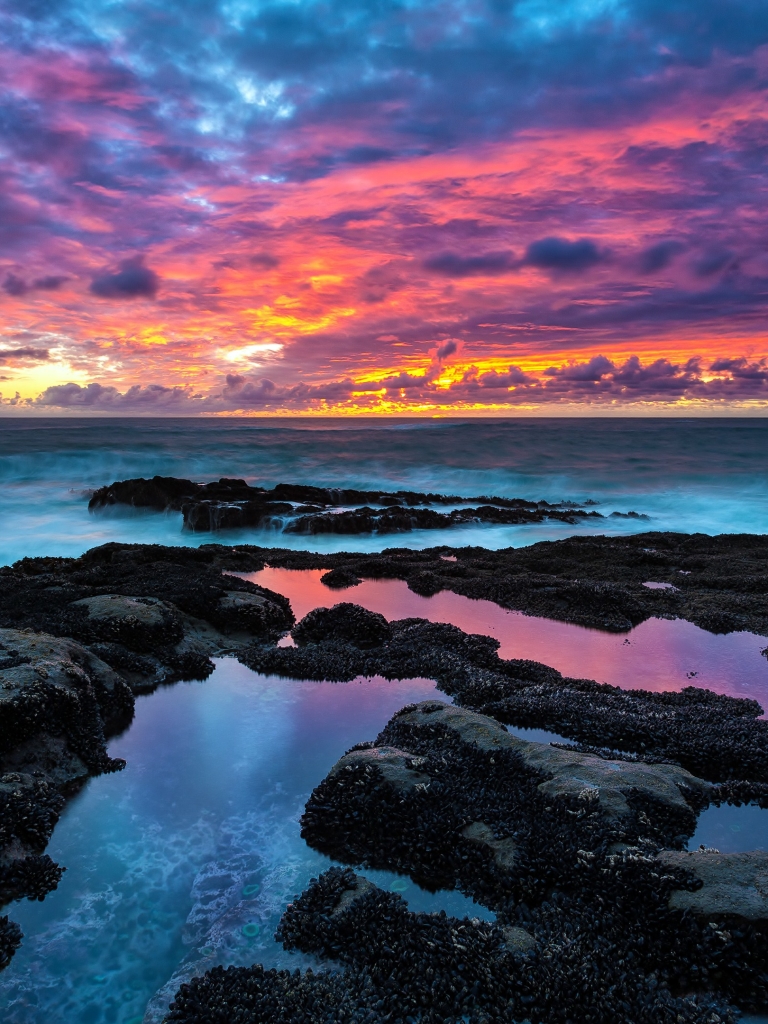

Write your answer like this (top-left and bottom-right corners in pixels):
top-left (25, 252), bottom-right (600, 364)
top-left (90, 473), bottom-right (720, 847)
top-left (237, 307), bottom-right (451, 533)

top-left (2, 0), bottom-right (768, 414)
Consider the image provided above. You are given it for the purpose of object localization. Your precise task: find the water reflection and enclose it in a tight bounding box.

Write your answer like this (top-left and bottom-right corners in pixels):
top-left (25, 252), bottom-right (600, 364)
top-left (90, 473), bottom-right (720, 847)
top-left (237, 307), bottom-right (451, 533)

top-left (690, 803), bottom-right (768, 854)
top-left (0, 662), bottom-right (445, 1024)
top-left (244, 567), bottom-right (768, 708)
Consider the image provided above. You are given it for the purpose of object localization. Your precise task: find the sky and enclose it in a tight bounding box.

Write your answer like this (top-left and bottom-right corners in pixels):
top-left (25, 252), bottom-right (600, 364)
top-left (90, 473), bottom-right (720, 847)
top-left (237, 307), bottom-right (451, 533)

top-left (1, 0), bottom-right (768, 415)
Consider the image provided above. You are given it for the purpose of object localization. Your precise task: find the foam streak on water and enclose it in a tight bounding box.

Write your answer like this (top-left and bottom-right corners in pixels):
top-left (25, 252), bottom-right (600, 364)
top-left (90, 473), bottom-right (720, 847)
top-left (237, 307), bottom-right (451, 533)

top-left (2, 417), bottom-right (768, 565)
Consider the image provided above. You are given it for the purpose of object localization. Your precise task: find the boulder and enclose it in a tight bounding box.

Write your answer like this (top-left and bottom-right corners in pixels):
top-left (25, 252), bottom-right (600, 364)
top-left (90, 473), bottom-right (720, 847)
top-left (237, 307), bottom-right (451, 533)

top-left (292, 603), bottom-right (392, 649)
top-left (71, 594), bottom-right (184, 650)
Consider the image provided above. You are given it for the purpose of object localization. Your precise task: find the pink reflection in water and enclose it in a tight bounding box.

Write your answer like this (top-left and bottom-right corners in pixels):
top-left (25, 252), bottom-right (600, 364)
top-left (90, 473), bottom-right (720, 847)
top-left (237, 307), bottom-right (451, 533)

top-left (242, 568), bottom-right (768, 708)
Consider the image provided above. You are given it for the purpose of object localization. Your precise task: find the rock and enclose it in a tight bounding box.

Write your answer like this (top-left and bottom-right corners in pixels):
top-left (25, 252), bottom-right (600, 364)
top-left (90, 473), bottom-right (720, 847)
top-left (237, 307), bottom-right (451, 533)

top-left (71, 594), bottom-right (184, 650)
top-left (0, 544), bottom-right (294, 688)
top-left (462, 821), bottom-right (517, 869)
top-left (0, 628), bottom-right (136, 956)
top-left (89, 475), bottom-right (603, 537)
top-left (292, 603), bottom-right (392, 648)
top-left (392, 702), bottom-right (712, 821)
top-left (658, 849), bottom-right (768, 921)
top-left (0, 916), bottom-right (21, 970)
top-left (0, 628), bottom-right (134, 757)
top-left (502, 925), bottom-right (536, 952)
top-left (214, 590), bottom-right (292, 635)
top-left (328, 747), bottom-right (430, 792)
top-left (320, 567), bottom-right (361, 589)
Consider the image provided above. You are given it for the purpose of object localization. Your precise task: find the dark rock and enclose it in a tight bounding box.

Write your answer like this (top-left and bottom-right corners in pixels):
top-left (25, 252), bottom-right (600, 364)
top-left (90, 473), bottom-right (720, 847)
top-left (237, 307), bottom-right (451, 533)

top-left (293, 603), bottom-right (392, 649)
top-left (0, 543), bottom-right (294, 688)
top-left (658, 850), bottom-right (768, 920)
top-left (320, 567), bottom-right (361, 589)
top-left (0, 916), bottom-right (21, 971)
top-left (193, 530), bottom-right (768, 636)
top-left (89, 475), bottom-right (605, 536)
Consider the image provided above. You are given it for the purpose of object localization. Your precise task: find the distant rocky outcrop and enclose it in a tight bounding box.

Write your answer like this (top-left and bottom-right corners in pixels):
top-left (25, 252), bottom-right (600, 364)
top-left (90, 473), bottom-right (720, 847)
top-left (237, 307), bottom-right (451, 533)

top-left (88, 474), bottom-right (614, 534)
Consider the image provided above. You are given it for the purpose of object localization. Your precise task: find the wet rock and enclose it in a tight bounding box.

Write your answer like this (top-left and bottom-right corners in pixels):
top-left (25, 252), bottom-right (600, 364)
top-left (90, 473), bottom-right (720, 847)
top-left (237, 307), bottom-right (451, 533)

top-left (0, 628), bottom-right (134, 761)
top-left (7, 532), bottom-right (768, 637)
top-left (658, 850), bottom-right (768, 921)
top-left (0, 916), bottom-right (21, 970)
top-left (0, 628), bottom-right (134, 961)
top-left (71, 594), bottom-right (184, 650)
top-left (0, 543), bottom-right (293, 688)
top-left (214, 590), bottom-right (292, 635)
top-left (502, 924), bottom-right (536, 952)
top-left (292, 603), bottom-right (392, 648)
top-left (320, 567), bottom-right (361, 589)
top-left (328, 746), bottom-right (431, 792)
top-left (169, 860), bottom-right (751, 1023)
top-left (90, 475), bottom-right (604, 537)
top-left (462, 820), bottom-right (517, 870)
top-left (393, 702), bottom-right (713, 820)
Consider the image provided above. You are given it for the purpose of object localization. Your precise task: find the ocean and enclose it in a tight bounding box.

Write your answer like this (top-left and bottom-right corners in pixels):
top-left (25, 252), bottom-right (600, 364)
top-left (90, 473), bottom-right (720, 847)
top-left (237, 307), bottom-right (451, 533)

top-left (1, 416), bottom-right (768, 565)
top-left (1, 416), bottom-right (768, 1024)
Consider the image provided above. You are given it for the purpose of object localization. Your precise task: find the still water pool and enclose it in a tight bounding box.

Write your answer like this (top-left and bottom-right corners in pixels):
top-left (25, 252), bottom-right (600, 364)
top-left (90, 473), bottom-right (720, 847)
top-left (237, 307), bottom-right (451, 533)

top-left (0, 662), bottom-right (495, 1024)
top-left (243, 567), bottom-right (768, 706)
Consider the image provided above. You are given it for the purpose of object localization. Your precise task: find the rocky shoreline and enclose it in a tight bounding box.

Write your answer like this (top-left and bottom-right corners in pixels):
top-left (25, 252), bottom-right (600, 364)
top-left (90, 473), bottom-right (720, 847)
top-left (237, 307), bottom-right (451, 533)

top-left (0, 533), bottom-right (767, 1020)
top-left (88, 474), bottom-right (636, 535)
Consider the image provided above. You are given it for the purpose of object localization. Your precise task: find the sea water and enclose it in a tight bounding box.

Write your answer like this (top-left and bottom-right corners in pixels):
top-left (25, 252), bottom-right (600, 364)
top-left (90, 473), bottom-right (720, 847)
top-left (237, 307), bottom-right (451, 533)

top-left (1, 417), bottom-right (768, 565)
top-left (2, 416), bottom-right (768, 1022)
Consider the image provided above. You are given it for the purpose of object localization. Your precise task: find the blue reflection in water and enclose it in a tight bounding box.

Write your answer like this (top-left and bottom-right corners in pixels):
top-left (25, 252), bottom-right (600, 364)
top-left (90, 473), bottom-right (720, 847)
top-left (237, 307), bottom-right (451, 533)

top-left (689, 803), bottom-right (768, 854)
top-left (0, 661), bottom-right (483, 1024)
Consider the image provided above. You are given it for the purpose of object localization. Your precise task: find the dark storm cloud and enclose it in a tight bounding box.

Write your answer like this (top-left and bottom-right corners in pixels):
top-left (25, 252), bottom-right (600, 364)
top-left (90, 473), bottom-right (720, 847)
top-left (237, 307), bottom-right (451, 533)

top-left (424, 251), bottom-right (514, 277)
top-left (90, 257), bottom-right (159, 299)
top-left (524, 238), bottom-right (604, 274)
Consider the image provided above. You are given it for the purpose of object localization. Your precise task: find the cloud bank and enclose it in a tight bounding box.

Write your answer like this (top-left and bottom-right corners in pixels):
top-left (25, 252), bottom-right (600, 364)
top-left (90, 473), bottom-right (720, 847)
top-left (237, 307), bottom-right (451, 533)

top-left (0, 0), bottom-right (766, 411)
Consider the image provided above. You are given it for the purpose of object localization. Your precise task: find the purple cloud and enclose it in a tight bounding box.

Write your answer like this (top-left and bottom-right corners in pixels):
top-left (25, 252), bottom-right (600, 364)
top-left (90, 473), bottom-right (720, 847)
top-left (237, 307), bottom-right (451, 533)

top-left (90, 257), bottom-right (159, 299)
top-left (424, 251), bottom-right (515, 277)
top-left (525, 238), bottom-right (604, 274)
top-left (0, 346), bottom-right (50, 363)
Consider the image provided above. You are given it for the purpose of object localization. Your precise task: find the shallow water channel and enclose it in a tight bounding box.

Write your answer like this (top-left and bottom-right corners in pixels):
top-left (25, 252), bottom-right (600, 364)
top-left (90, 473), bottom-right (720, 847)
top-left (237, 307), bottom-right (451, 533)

top-left (2, 573), bottom-right (768, 1023)
top-left (244, 567), bottom-right (768, 706)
